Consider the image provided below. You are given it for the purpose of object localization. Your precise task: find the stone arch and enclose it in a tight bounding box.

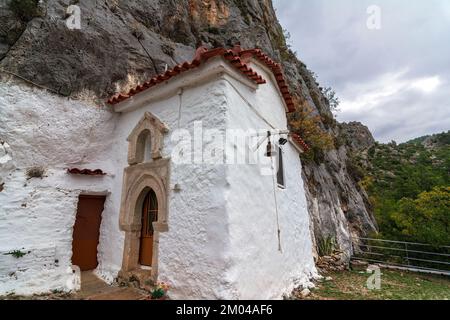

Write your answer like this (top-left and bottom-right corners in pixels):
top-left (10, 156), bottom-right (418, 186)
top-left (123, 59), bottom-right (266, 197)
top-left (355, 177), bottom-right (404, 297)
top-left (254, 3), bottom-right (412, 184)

top-left (119, 169), bottom-right (168, 232)
top-left (118, 159), bottom-right (170, 282)
top-left (127, 112), bottom-right (169, 165)
top-left (119, 112), bottom-right (170, 285)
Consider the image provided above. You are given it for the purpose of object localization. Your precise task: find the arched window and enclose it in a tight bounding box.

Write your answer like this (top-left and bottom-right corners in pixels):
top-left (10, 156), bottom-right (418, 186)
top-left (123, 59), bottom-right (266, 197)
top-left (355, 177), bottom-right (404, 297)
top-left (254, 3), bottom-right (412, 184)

top-left (277, 147), bottom-right (286, 189)
top-left (127, 112), bottom-right (169, 165)
top-left (136, 130), bottom-right (152, 163)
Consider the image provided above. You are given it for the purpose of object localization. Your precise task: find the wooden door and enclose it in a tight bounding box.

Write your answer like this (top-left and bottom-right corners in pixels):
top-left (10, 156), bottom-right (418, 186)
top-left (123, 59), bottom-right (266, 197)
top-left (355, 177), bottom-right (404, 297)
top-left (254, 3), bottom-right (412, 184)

top-left (72, 195), bottom-right (105, 271)
top-left (139, 190), bottom-right (158, 266)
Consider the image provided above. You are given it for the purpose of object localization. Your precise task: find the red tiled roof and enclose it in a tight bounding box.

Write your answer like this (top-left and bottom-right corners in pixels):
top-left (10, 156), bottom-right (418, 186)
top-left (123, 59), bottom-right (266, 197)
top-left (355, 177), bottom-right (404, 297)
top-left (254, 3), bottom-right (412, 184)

top-left (239, 48), bottom-right (295, 111)
top-left (289, 133), bottom-right (310, 152)
top-left (67, 168), bottom-right (106, 176)
top-left (107, 45), bottom-right (296, 112)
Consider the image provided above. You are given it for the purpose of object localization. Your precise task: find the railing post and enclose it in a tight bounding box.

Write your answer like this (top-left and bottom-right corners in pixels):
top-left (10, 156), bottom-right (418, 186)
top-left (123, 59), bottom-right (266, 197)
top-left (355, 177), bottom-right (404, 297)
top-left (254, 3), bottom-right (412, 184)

top-left (405, 242), bottom-right (410, 266)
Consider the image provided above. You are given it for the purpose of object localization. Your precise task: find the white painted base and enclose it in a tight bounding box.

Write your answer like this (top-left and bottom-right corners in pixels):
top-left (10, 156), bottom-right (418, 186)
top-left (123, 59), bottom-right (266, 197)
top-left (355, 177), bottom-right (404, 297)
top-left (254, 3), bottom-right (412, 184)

top-left (0, 63), bottom-right (317, 299)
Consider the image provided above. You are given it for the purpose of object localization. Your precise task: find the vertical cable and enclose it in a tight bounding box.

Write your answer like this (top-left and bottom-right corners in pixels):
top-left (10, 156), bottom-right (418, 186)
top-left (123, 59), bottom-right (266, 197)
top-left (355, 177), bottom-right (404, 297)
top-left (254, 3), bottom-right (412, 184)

top-left (172, 88), bottom-right (184, 193)
top-left (177, 88), bottom-right (183, 129)
top-left (269, 136), bottom-right (283, 253)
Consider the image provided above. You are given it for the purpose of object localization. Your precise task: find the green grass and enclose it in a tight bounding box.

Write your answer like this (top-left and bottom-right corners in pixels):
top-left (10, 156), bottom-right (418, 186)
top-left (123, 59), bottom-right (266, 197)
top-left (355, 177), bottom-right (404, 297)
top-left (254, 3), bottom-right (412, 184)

top-left (306, 269), bottom-right (450, 300)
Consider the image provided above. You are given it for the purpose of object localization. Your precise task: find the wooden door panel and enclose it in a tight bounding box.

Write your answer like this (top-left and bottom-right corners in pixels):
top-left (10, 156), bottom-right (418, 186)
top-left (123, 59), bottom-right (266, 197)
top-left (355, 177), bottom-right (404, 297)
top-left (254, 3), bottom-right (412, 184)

top-left (72, 195), bottom-right (105, 271)
top-left (139, 236), bottom-right (153, 266)
top-left (139, 190), bottom-right (158, 267)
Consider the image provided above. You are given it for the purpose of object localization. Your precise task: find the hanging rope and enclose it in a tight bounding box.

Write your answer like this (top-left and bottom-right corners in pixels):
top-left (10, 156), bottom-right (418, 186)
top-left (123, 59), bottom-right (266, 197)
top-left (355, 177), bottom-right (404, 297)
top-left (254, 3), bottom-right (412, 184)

top-left (224, 78), bottom-right (277, 130)
top-left (177, 88), bottom-right (183, 129)
top-left (172, 88), bottom-right (184, 193)
top-left (268, 135), bottom-right (283, 253)
top-left (226, 78), bottom-right (285, 252)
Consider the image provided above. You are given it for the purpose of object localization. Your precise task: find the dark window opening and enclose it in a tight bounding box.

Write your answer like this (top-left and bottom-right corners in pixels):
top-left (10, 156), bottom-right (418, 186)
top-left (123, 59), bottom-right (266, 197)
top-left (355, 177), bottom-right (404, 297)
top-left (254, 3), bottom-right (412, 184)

top-left (277, 147), bottom-right (285, 188)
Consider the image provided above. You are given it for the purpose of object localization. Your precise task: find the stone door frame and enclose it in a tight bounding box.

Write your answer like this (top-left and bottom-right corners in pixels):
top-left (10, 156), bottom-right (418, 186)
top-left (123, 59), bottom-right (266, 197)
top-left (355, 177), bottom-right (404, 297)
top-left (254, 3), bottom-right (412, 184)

top-left (118, 112), bottom-right (170, 284)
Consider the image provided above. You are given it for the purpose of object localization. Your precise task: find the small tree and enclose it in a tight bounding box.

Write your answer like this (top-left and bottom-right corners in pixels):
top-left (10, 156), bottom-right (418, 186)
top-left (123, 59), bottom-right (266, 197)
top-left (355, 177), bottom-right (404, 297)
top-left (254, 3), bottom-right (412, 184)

top-left (322, 87), bottom-right (340, 113)
top-left (392, 186), bottom-right (450, 246)
top-left (289, 98), bottom-right (334, 162)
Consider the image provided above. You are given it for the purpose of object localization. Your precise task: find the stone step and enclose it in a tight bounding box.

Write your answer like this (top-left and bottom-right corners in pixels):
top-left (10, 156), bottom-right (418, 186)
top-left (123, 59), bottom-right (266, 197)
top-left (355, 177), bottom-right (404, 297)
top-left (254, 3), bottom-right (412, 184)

top-left (74, 271), bottom-right (150, 300)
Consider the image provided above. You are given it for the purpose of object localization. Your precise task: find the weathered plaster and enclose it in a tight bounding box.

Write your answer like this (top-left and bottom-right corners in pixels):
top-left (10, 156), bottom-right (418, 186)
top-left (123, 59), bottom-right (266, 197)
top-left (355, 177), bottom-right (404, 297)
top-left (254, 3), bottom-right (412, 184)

top-left (221, 67), bottom-right (317, 299)
top-left (0, 56), bottom-right (317, 298)
top-left (0, 81), bottom-right (121, 294)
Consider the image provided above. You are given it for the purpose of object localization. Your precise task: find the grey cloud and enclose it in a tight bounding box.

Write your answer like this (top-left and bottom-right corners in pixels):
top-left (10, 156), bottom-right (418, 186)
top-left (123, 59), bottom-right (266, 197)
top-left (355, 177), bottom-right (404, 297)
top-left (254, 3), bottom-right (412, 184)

top-left (338, 80), bottom-right (450, 142)
top-left (273, 0), bottom-right (450, 142)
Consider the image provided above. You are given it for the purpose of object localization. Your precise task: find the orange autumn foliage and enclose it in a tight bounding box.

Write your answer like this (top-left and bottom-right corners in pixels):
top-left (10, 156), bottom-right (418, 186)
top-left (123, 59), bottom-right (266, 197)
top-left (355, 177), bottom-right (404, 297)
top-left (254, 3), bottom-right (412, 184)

top-left (289, 97), bottom-right (334, 160)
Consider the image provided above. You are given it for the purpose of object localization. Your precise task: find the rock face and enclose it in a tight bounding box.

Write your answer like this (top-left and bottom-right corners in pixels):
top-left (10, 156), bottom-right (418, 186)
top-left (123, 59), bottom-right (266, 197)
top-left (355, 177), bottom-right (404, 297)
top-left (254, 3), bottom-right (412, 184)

top-left (303, 121), bottom-right (377, 256)
top-left (339, 122), bottom-right (376, 152)
top-left (0, 0), bottom-right (377, 256)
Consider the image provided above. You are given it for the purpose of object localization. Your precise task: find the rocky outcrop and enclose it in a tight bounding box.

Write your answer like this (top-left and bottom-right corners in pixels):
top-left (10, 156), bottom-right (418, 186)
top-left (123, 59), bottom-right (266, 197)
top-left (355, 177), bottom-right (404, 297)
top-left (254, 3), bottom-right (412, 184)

top-left (316, 250), bottom-right (349, 273)
top-left (339, 122), bottom-right (376, 152)
top-left (0, 0), bottom-right (377, 256)
top-left (0, 0), bottom-right (282, 98)
top-left (302, 123), bottom-right (378, 257)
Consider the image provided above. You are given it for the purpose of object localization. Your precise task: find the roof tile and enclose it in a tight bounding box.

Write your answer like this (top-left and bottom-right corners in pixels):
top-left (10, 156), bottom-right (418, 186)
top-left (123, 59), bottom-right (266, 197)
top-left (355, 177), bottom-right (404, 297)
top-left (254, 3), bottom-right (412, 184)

top-left (289, 133), bottom-right (310, 152)
top-left (107, 46), bottom-right (297, 113)
top-left (106, 45), bottom-right (309, 151)
top-left (67, 168), bottom-right (106, 176)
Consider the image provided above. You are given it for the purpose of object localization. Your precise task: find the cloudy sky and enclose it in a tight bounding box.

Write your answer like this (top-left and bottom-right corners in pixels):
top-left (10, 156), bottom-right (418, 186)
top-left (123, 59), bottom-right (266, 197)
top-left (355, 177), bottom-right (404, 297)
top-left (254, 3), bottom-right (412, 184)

top-left (273, 0), bottom-right (450, 143)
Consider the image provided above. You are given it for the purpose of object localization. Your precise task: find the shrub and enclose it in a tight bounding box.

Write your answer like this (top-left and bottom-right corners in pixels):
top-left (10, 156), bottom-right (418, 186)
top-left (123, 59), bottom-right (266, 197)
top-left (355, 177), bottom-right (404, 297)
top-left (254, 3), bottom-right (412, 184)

top-left (392, 186), bottom-right (450, 246)
top-left (151, 287), bottom-right (165, 299)
top-left (150, 282), bottom-right (170, 300)
top-left (8, 0), bottom-right (40, 21)
top-left (207, 27), bottom-right (220, 35)
top-left (26, 167), bottom-right (45, 179)
top-left (4, 250), bottom-right (29, 258)
top-left (321, 87), bottom-right (340, 113)
top-left (318, 236), bottom-right (337, 257)
top-left (289, 100), bottom-right (334, 164)
top-left (346, 159), bottom-right (365, 182)
top-left (321, 113), bottom-right (336, 129)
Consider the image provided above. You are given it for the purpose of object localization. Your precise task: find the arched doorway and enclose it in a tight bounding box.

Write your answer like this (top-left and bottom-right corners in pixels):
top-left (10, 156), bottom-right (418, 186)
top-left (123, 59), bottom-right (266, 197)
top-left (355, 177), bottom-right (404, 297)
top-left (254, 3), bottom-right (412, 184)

top-left (139, 189), bottom-right (158, 266)
top-left (119, 164), bottom-right (169, 279)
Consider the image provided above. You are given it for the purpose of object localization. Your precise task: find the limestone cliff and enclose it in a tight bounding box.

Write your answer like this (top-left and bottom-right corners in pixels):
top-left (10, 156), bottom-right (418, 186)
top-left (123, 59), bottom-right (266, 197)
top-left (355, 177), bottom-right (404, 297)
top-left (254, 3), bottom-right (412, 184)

top-left (0, 0), bottom-right (377, 256)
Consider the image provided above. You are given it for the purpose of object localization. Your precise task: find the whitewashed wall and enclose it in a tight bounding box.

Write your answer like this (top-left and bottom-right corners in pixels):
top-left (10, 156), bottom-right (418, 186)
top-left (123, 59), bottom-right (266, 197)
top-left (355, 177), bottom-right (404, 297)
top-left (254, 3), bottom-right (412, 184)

top-left (0, 78), bottom-right (235, 298)
top-left (115, 79), bottom-right (233, 299)
top-left (0, 81), bottom-right (121, 295)
top-left (222, 62), bottom-right (317, 299)
top-left (0, 59), bottom-right (317, 298)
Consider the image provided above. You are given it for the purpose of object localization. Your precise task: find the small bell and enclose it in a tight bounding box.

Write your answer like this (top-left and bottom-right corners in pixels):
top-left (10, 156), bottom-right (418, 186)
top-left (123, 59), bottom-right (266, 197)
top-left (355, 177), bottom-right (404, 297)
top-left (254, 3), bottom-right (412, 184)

top-left (265, 140), bottom-right (277, 157)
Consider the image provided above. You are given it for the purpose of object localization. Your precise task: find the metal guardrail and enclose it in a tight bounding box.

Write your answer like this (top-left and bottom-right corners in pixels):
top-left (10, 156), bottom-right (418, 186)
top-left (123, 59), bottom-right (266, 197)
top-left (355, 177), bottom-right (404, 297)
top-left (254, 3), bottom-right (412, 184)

top-left (351, 237), bottom-right (450, 276)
